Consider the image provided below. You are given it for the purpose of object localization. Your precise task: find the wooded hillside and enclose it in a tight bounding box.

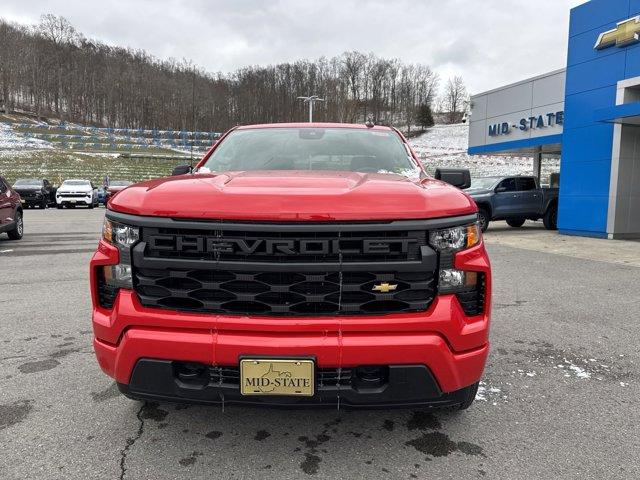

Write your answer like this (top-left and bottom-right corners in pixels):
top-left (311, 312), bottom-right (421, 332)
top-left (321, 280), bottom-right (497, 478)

top-left (0, 15), bottom-right (465, 132)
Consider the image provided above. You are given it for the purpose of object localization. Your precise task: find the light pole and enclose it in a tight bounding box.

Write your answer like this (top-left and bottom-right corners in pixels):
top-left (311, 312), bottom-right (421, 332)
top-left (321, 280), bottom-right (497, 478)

top-left (297, 95), bottom-right (325, 122)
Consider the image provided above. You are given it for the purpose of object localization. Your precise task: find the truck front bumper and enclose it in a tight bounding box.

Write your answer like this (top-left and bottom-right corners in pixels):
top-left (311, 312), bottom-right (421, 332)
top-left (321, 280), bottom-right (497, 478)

top-left (93, 290), bottom-right (489, 407)
top-left (116, 360), bottom-right (481, 408)
top-left (91, 237), bottom-right (491, 408)
top-left (57, 196), bottom-right (92, 206)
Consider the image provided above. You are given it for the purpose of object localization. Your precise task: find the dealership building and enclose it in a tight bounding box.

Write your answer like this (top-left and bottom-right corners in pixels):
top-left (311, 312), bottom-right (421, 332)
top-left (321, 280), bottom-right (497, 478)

top-left (468, 0), bottom-right (640, 239)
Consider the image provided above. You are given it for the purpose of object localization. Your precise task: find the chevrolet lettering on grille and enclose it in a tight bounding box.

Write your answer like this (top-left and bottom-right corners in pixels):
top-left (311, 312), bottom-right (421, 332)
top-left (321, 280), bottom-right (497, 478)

top-left (147, 235), bottom-right (418, 256)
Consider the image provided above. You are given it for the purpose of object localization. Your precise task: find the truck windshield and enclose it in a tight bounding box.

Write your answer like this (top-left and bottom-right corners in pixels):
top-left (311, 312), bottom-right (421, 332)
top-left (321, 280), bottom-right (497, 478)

top-left (63, 180), bottom-right (91, 186)
top-left (200, 128), bottom-right (421, 178)
top-left (469, 178), bottom-right (499, 189)
top-left (14, 179), bottom-right (42, 187)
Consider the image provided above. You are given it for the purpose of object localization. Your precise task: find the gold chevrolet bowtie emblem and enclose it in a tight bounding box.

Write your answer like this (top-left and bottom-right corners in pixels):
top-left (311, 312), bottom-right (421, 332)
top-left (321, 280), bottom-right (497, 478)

top-left (372, 282), bottom-right (398, 293)
top-left (595, 16), bottom-right (640, 50)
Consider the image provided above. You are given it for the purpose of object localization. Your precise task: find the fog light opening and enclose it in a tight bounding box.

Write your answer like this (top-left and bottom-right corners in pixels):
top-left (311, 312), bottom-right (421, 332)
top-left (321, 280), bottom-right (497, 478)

top-left (354, 365), bottom-right (389, 390)
top-left (174, 361), bottom-right (208, 385)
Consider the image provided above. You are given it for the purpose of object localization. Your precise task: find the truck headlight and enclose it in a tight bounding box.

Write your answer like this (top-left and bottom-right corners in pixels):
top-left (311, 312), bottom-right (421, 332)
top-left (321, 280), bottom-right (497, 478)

top-left (102, 218), bottom-right (139, 247)
top-left (97, 219), bottom-right (139, 306)
top-left (429, 224), bottom-right (480, 252)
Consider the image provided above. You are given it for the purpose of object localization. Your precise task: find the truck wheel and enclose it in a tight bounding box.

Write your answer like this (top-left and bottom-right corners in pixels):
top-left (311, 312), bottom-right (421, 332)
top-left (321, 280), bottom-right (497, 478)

top-left (506, 218), bottom-right (526, 228)
top-left (56, 204), bottom-right (63, 209)
top-left (7, 211), bottom-right (24, 240)
top-left (456, 382), bottom-right (479, 410)
top-left (477, 208), bottom-right (490, 232)
top-left (543, 204), bottom-right (558, 230)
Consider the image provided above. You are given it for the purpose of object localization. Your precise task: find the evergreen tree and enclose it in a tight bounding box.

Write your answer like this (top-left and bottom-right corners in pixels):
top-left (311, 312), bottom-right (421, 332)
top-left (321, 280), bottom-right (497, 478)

top-left (416, 103), bottom-right (434, 130)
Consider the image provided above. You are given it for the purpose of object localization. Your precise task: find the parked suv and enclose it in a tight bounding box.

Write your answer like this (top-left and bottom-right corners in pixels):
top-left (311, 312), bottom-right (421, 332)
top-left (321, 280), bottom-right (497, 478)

top-left (12, 178), bottom-right (55, 209)
top-left (90, 123), bottom-right (491, 410)
top-left (0, 176), bottom-right (24, 240)
top-left (466, 175), bottom-right (559, 231)
top-left (56, 179), bottom-right (98, 208)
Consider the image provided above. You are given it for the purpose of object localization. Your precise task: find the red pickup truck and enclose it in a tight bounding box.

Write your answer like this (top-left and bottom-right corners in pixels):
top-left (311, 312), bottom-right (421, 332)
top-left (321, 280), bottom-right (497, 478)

top-left (90, 123), bottom-right (491, 410)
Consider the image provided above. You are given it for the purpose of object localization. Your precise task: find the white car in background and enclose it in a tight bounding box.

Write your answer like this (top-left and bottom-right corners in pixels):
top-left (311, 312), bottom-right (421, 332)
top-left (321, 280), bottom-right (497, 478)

top-left (56, 179), bottom-right (98, 209)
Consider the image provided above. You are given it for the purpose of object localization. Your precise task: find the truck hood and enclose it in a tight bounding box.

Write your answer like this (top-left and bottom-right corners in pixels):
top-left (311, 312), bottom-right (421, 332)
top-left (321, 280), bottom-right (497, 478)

top-left (109, 171), bottom-right (476, 221)
top-left (465, 188), bottom-right (493, 197)
top-left (58, 185), bottom-right (93, 193)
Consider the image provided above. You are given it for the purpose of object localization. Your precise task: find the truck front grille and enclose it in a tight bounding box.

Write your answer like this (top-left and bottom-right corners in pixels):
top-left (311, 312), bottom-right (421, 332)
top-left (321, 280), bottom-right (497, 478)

top-left (135, 268), bottom-right (435, 315)
top-left (127, 218), bottom-right (443, 316)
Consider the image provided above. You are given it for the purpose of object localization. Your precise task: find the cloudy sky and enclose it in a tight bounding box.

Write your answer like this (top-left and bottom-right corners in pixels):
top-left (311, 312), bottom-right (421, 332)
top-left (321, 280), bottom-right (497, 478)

top-left (1, 0), bottom-right (584, 94)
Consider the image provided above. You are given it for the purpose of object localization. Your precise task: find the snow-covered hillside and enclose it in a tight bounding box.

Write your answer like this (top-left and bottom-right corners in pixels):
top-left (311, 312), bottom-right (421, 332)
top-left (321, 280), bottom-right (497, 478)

top-left (408, 123), bottom-right (560, 182)
top-left (0, 121), bottom-right (52, 156)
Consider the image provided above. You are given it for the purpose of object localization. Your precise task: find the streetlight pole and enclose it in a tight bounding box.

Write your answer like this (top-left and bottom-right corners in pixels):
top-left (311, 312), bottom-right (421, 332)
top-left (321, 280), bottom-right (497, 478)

top-left (297, 95), bottom-right (325, 122)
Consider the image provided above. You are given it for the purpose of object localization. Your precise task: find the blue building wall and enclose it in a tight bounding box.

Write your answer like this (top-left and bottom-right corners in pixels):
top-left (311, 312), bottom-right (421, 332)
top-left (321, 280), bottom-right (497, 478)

top-left (559, 0), bottom-right (640, 237)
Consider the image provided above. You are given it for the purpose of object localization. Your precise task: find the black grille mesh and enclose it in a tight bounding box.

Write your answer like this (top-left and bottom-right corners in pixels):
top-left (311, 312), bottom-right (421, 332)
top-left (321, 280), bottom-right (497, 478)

top-left (207, 365), bottom-right (353, 388)
top-left (132, 222), bottom-right (437, 316)
top-left (135, 268), bottom-right (435, 315)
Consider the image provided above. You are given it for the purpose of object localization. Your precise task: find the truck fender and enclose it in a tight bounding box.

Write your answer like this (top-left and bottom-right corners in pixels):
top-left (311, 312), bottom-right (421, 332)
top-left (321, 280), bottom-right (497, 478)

top-left (475, 202), bottom-right (492, 218)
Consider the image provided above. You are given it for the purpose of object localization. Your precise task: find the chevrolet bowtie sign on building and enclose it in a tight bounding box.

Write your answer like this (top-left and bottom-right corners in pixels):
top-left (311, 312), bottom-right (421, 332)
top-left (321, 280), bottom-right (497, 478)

top-left (468, 0), bottom-right (640, 240)
top-left (595, 16), bottom-right (640, 49)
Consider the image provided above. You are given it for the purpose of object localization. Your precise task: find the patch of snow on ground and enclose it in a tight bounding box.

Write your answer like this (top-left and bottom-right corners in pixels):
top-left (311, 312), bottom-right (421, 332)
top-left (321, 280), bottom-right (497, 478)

top-left (557, 359), bottom-right (591, 379)
top-left (0, 122), bottom-right (53, 151)
top-left (476, 381), bottom-right (502, 403)
top-left (408, 123), bottom-right (560, 182)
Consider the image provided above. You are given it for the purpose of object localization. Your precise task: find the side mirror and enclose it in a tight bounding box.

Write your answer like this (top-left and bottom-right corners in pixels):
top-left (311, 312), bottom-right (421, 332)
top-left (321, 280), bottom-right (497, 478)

top-left (171, 164), bottom-right (192, 176)
top-left (434, 168), bottom-right (471, 189)
top-left (495, 186), bottom-right (507, 193)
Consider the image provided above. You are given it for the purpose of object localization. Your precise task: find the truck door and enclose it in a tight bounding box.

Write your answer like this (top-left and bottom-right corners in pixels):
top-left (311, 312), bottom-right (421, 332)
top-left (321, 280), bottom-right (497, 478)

top-left (493, 177), bottom-right (520, 218)
top-left (516, 177), bottom-right (542, 216)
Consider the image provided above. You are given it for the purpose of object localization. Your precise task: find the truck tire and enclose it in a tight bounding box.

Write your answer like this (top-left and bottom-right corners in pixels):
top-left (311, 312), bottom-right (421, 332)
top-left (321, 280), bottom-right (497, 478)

top-left (506, 218), bottom-right (526, 228)
top-left (456, 382), bottom-right (479, 410)
top-left (477, 208), bottom-right (490, 232)
top-left (543, 204), bottom-right (558, 230)
top-left (56, 204), bottom-right (63, 209)
top-left (7, 211), bottom-right (24, 240)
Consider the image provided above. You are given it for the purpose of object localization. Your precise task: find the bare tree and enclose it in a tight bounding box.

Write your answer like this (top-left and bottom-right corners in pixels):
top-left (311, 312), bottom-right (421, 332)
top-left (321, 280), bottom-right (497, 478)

top-left (0, 15), bottom-right (444, 132)
top-left (441, 76), bottom-right (468, 124)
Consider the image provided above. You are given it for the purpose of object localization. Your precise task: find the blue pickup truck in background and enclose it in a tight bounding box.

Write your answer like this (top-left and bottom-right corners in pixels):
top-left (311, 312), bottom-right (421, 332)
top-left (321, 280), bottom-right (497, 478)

top-left (465, 175), bottom-right (559, 232)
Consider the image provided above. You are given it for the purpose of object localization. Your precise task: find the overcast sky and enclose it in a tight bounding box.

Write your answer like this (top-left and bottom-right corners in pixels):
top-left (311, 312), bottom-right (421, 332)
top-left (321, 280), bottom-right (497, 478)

top-left (2, 0), bottom-right (585, 94)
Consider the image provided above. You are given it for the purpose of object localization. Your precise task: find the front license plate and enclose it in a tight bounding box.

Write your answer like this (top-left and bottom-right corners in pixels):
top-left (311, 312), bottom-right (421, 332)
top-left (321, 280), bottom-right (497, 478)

top-left (240, 358), bottom-right (315, 396)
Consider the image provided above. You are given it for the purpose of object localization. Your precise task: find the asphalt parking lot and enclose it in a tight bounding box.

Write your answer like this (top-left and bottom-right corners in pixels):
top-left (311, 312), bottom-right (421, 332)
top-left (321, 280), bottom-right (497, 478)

top-left (1, 209), bottom-right (639, 479)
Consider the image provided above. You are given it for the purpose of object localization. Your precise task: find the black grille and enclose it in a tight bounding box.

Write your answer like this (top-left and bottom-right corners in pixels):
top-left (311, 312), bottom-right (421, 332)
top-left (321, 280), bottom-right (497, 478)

top-left (15, 190), bottom-right (38, 199)
top-left (207, 365), bottom-right (353, 388)
top-left (456, 274), bottom-right (485, 316)
top-left (127, 219), bottom-right (441, 316)
top-left (135, 268), bottom-right (435, 315)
